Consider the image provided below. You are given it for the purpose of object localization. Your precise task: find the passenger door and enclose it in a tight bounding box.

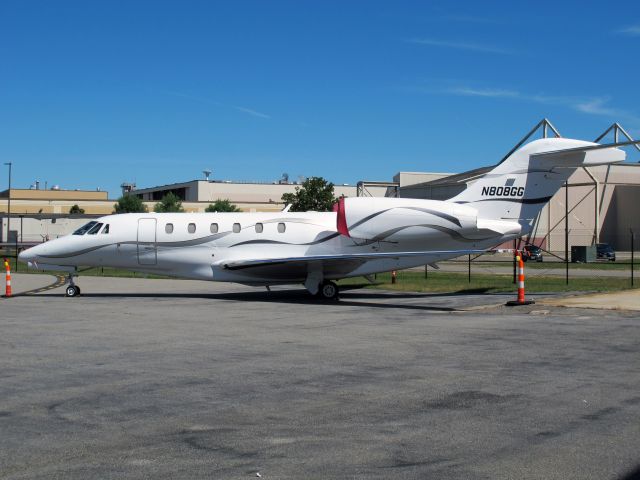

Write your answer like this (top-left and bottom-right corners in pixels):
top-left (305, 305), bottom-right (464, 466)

top-left (137, 218), bottom-right (157, 265)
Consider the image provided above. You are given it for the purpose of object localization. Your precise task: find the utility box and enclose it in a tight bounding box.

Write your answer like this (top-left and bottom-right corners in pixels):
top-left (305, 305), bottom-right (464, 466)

top-left (571, 245), bottom-right (597, 263)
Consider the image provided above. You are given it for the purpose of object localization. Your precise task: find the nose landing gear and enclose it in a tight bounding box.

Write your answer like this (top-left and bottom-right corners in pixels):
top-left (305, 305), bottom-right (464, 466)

top-left (65, 285), bottom-right (81, 297)
top-left (65, 274), bottom-right (81, 297)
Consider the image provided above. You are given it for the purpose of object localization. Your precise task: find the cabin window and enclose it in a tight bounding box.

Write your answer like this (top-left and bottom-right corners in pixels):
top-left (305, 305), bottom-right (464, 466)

top-left (277, 222), bottom-right (286, 233)
top-left (101, 224), bottom-right (110, 234)
top-left (255, 223), bottom-right (263, 233)
top-left (165, 223), bottom-right (174, 234)
top-left (87, 222), bottom-right (103, 235)
top-left (210, 223), bottom-right (218, 234)
top-left (73, 221), bottom-right (97, 235)
top-left (233, 223), bottom-right (241, 233)
top-left (188, 223), bottom-right (196, 234)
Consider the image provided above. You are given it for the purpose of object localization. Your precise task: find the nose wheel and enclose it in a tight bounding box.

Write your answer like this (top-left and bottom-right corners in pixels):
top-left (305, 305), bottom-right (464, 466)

top-left (65, 274), bottom-right (81, 297)
top-left (65, 285), bottom-right (81, 297)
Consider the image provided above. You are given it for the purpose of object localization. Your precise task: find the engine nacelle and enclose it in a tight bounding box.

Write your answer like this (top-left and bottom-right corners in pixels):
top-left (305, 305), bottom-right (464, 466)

top-left (334, 197), bottom-right (479, 242)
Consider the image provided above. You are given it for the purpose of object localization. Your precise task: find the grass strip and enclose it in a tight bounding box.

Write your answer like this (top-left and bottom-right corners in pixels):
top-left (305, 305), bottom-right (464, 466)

top-left (338, 271), bottom-right (638, 294)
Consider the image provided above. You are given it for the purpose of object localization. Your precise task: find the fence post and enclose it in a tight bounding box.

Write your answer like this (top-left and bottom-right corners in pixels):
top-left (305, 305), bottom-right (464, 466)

top-left (565, 181), bottom-right (569, 285)
top-left (632, 229), bottom-right (635, 287)
top-left (513, 239), bottom-right (517, 284)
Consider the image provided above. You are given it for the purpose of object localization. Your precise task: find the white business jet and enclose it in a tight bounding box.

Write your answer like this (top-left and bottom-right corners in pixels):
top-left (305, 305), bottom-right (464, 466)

top-left (19, 137), bottom-right (634, 299)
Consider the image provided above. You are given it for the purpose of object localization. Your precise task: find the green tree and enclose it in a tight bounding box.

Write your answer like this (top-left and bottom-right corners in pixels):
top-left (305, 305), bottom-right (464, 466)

top-left (205, 199), bottom-right (242, 212)
top-left (113, 195), bottom-right (148, 213)
top-left (154, 192), bottom-right (185, 213)
top-left (281, 176), bottom-right (337, 212)
top-left (69, 204), bottom-right (85, 214)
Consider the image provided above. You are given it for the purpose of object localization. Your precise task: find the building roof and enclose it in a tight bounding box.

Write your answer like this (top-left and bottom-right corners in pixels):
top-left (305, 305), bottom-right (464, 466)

top-left (131, 179), bottom-right (303, 193)
top-left (406, 165), bottom-right (493, 188)
top-left (0, 188), bottom-right (109, 201)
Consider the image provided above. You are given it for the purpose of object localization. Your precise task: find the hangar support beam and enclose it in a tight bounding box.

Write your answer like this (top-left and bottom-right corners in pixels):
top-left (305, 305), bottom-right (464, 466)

top-left (357, 181), bottom-right (399, 198)
top-left (497, 118), bottom-right (562, 165)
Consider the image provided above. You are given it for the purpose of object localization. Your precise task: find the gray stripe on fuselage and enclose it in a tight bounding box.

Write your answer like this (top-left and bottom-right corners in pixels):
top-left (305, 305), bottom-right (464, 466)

top-left (36, 232), bottom-right (232, 259)
top-left (369, 224), bottom-right (486, 243)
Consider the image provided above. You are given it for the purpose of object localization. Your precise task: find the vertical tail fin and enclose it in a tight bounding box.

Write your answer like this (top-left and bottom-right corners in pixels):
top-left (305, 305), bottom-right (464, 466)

top-left (451, 138), bottom-right (626, 227)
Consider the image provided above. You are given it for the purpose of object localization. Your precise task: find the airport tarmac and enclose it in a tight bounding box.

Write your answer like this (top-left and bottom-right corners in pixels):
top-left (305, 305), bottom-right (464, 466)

top-left (1, 275), bottom-right (639, 479)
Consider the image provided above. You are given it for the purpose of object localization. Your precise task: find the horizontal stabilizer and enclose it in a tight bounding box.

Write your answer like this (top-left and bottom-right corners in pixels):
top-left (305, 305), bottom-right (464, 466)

top-left (531, 139), bottom-right (640, 159)
top-left (530, 140), bottom-right (633, 168)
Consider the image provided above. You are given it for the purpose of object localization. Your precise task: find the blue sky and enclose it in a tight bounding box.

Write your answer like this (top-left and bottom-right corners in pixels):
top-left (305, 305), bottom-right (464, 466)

top-left (2, 0), bottom-right (640, 198)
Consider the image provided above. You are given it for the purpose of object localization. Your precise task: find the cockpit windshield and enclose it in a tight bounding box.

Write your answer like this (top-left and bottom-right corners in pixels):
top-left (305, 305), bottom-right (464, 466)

top-left (73, 221), bottom-right (98, 235)
top-left (87, 222), bottom-right (103, 235)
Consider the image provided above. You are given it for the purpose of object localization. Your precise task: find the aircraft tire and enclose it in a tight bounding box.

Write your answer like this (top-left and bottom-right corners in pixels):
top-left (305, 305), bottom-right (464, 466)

top-left (65, 285), bottom-right (80, 297)
top-left (318, 281), bottom-right (339, 300)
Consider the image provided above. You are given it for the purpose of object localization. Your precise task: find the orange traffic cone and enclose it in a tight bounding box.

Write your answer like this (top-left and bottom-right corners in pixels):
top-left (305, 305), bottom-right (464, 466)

top-left (506, 251), bottom-right (534, 306)
top-left (4, 258), bottom-right (12, 298)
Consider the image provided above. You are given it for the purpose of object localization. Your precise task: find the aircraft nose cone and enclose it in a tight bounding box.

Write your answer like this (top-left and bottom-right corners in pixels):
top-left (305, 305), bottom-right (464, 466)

top-left (18, 248), bottom-right (33, 263)
top-left (18, 244), bottom-right (45, 264)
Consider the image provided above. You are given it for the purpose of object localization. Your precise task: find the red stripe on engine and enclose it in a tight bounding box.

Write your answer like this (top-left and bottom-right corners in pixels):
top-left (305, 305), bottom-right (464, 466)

top-left (334, 197), bottom-right (350, 237)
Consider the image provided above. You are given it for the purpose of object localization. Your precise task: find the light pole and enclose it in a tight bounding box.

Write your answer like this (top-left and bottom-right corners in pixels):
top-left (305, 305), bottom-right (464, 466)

top-left (4, 162), bottom-right (11, 244)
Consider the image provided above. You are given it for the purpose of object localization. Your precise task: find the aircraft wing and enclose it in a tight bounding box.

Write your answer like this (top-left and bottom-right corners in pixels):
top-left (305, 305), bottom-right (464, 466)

top-left (220, 249), bottom-right (484, 273)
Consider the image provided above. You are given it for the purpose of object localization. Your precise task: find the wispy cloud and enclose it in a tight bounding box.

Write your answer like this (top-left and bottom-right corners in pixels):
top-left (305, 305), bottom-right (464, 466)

top-left (405, 38), bottom-right (512, 55)
top-left (574, 98), bottom-right (619, 117)
top-left (160, 90), bottom-right (271, 120)
top-left (447, 87), bottom-right (520, 98)
top-left (446, 86), bottom-right (564, 105)
top-left (434, 84), bottom-right (640, 124)
top-left (232, 105), bottom-right (271, 119)
top-left (615, 24), bottom-right (640, 36)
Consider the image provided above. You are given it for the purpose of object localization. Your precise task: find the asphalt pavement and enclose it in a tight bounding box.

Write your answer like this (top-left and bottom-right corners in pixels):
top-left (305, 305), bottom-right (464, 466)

top-left (1, 275), bottom-right (639, 479)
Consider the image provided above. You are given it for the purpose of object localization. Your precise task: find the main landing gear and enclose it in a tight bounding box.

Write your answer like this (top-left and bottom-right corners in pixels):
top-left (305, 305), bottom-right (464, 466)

top-left (304, 270), bottom-right (340, 300)
top-left (65, 274), bottom-right (81, 297)
top-left (316, 281), bottom-right (339, 301)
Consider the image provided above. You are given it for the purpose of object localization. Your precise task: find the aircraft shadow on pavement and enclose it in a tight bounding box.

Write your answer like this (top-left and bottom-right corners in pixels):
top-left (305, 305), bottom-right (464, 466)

top-left (36, 288), bottom-right (477, 312)
top-left (618, 464), bottom-right (640, 480)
